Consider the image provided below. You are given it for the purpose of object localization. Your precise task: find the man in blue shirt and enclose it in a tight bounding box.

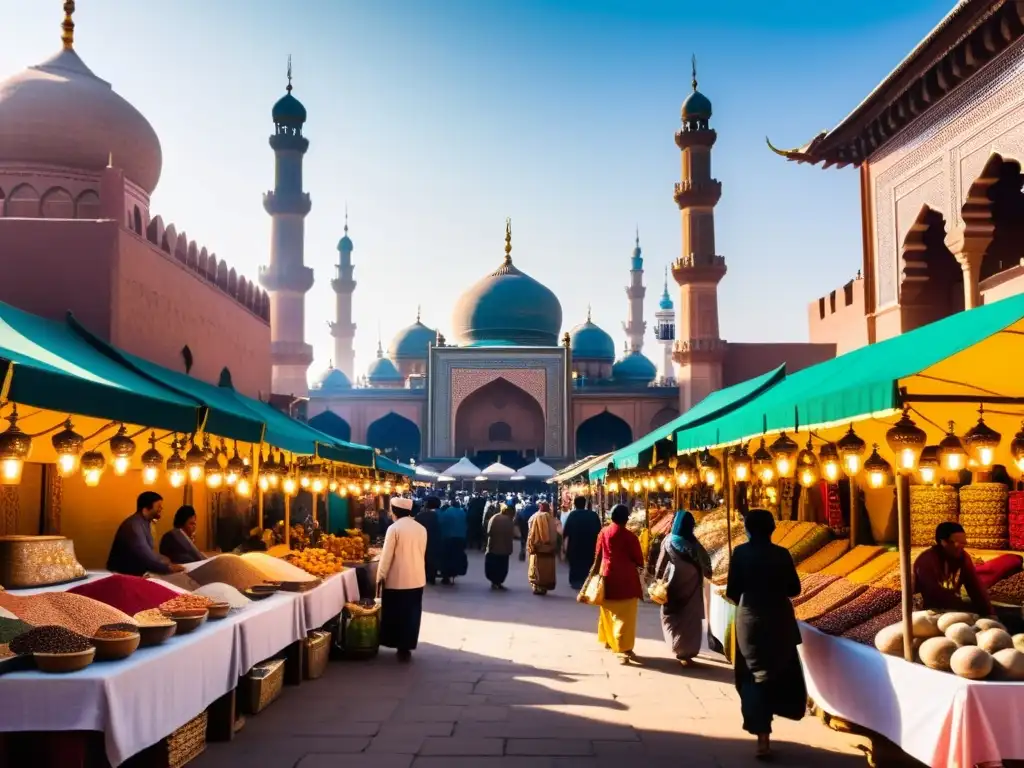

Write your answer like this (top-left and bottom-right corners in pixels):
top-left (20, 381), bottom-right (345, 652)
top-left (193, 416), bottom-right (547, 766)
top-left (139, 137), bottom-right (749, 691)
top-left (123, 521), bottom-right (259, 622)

top-left (514, 496), bottom-right (539, 561)
top-left (107, 492), bottom-right (185, 576)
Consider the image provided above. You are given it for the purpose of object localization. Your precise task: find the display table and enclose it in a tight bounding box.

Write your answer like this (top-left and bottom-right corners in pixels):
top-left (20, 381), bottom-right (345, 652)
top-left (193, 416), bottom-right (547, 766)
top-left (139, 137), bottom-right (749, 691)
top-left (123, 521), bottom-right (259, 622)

top-left (223, 591), bottom-right (306, 677)
top-left (301, 573), bottom-right (344, 630)
top-left (339, 567), bottom-right (360, 602)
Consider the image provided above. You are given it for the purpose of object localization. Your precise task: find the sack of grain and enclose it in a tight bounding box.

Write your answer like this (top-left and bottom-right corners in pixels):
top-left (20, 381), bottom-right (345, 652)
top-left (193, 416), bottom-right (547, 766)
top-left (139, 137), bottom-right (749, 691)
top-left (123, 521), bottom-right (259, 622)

top-left (959, 483), bottom-right (1009, 550)
top-left (909, 485), bottom-right (958, 547)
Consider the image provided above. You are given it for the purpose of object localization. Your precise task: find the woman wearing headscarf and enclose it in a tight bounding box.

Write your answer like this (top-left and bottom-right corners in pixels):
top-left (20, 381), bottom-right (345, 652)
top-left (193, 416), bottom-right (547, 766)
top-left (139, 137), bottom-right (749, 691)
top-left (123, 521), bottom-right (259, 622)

top-left (438, 499), bottom-right (469, 585)
top-left (527, 501), bottom-right (559, 595)
top-left (654, 510), bottom-right (712, 665)
top-left (725, 508), bottom-right (806, 760)
top-left (593, 503), bottom-right (645, 663)
top-left (414, 496), bottom-right (443, 585)
top-left (485, 503), bottom-right (516, 590)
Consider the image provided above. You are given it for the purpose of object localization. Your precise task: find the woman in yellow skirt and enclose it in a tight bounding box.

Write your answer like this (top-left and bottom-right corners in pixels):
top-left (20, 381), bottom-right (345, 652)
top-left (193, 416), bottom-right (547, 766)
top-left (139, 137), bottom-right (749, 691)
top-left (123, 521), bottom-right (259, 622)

top-left (593, 504), bottom-right (645, 663)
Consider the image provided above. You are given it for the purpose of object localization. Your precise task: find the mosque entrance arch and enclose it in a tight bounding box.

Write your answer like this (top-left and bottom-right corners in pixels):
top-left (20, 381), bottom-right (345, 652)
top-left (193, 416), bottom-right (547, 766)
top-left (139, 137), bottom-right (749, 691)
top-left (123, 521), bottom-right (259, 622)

top-left (575, 411), bottom-right (632, 458)
top-left (308, 410), bottom-right (352, 443)
top-left (454, 377), bottom-right (545, 458)
top-left (366, 412), bottom-right (421, 463)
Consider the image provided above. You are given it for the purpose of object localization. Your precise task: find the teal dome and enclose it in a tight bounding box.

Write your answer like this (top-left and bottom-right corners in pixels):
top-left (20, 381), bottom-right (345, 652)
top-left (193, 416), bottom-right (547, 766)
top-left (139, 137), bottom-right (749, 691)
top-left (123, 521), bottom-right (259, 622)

top-left (659, 285), bottom-right (674, 311)
top-left (612, 352), bottom-right (657, 385)
top-left (367, 355), bottom-right (403, 385)
top-left (681, 89), bottom-right (712, 120)
top-left (569, 318), bottom-right (614, 361)
top-left (273, 92), bottom-right (307, 126)
top-left (389, 319), bottom-right (437, 359)
top-left (310, 366), bottom-right (351, 396)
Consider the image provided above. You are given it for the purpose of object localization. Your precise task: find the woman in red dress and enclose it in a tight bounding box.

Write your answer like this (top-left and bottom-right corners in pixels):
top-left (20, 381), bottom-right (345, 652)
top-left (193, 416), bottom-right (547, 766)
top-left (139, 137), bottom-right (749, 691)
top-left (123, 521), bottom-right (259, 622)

top-left (593, 504), bottom-right (645, 664)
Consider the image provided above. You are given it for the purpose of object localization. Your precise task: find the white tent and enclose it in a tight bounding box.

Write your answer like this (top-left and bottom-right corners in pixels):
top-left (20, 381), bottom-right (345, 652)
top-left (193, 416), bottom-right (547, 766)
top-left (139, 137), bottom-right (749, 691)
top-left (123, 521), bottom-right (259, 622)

top-left (413, 464), bottom-right (438, 479)
top-left (481, 462), bottom-right (516, 479)
top-left (443, 457), bottom-right (482, 479)
top-left (518, 458), bottom-right (556, 480)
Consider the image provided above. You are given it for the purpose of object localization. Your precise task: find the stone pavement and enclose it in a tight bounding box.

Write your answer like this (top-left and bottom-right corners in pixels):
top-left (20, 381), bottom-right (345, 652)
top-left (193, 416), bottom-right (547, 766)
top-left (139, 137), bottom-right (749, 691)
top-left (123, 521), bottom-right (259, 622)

top-left (194, 552), bottom-right (868, 768)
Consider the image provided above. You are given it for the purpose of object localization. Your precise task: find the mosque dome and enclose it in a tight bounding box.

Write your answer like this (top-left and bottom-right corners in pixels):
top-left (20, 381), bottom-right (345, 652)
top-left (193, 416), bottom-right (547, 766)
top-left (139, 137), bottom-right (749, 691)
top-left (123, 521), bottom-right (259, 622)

top-left (612, 351), bottom-right (657, 385)
top-left (0, 47), bottom-right (163, 194)
top-left (681, 89), bottom-right (712, 120)
top-left (659, 283), bottom-right (674, 311)
top-left (367, 344), bottom-right (404, 385)
top-left (272, 92), bottom-right (306, 126)
top-left (452, 222), bottom-right (562, 346)
top-left (338, 230), bottom-right (353, 253)
top-left (310, 366), bottom-right (352, 396)
top-left (389, 317), bottom-right (437, 360)
top-left (569, 315), bottom-right (615, 361)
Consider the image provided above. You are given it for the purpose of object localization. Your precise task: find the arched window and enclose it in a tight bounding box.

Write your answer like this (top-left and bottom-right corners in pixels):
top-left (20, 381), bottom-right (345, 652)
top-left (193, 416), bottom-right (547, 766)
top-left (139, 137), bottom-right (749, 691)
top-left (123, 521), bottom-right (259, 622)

top-left (488, 421), bottom-right (512, 442)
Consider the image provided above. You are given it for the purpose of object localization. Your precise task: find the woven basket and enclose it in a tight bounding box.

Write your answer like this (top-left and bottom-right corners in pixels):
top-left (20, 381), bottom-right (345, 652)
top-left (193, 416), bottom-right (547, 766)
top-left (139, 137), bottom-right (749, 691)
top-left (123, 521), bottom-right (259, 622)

top-left (909, 485), bottom-right (958, 547)
top-left (242, 659), bottom-right (285, 715)
top-left (1009, 491), bottom-right (1024, 550)
top-left (959, 483), bottom-right (1009, 550)
top-left (166, 711), bottom-right (207, 768)
top-left (303, 630), bottom-right (331, 680)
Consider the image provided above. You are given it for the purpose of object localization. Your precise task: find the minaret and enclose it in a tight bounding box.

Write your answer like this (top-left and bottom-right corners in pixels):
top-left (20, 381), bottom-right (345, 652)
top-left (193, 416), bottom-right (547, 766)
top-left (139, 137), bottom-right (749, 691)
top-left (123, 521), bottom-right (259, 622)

top-left (672, 56), bottom-right (726, 411)
top-left (623, 229), bottom-right (646, 354)
top-left (654, 268), bottom-right (676, 385)
top-left (330, 208), bottom-right (356, 380)
top-left (260, 57), bottom-right (314, 396)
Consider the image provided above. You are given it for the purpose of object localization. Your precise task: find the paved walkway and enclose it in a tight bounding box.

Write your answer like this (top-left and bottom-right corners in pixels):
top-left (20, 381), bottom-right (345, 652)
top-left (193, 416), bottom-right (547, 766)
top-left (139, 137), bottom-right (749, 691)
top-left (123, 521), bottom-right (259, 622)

top-left (195, 552), bottom-right (868, 768)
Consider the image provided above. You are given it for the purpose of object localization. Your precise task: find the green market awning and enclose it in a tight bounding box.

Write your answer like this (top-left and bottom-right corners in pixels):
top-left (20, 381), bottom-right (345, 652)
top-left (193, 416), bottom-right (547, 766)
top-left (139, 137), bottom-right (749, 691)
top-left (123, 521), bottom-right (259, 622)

top-left (550, 452), bottom-right (614, 484)
top-left (0, 305), bottom-right (200, 433)
top-left (675, 294), bottom-right (1024, 453)
top-left (591, 365), bottom-right (786, 480)
top-left (374, 455), bottom-right (417, 477)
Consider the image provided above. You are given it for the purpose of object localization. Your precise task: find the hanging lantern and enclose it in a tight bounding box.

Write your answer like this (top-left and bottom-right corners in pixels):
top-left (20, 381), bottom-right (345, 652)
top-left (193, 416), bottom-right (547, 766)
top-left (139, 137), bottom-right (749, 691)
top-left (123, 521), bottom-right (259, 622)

top-left (185, 439), bottom-right (206, 482)
top-left (731, 444), bottom-right (752, 483)
top-left (282, 473), bottom-right (298, 496)
top-left (818, 443), bottom-right (840, 483)
top-left (108, 425), bottom-right (136, 476)
top-left (262, 452), bottom-right (281, 488)
top-left (769, 432), bottom-right (798, 479)
top-left (607, 480), bottom-right (619, 493)
top-left (938, 421), bottom-right (968, 472)
top-left (1011, 423), bottom-right (1024, 473)
top-left (0, 406), bottom-right (32, 486)
top-left (52, 419), bottom-right (84, 477)
top-left (700, 451), bottom-right (721, 488)
top-left (140, 433), bottom-right (162, 485)
top-left (328, 478), bottom-right (339, 493)
top-left (205, 454), bottom-right (224, 489)
top-left (885, 408), bottom-right (927, 472)
top-left (80, 450), bottom-right (105, 487)
top-left (963, 407), bottom-right (1001, 469)
top-left (311, 471), bottom-right (326, 494)
top-left (796, 438), bottom-right (820, 488)
top-left (225, 446), bottom-right (245, 486)
top-left (166, 440), bottom-right (187, 488)
top-left (675, 454), bottom-right (697, 487)
top-left (837, 425), bottom-right (867, 477)
top-left (917, 445), bottom-right (940, 485)
top-left (258, 474), bottom-right (270, 492)
top-left (236, 475), bottom-right (252, 498)
top-left (863, 445), bottom-right (891, 489)
top-left (339, 485), bottom-right (349, 497)
top-left (300, 468), bottom-right (312, 489)
top-left (752, 439), bottom-right (775, 483)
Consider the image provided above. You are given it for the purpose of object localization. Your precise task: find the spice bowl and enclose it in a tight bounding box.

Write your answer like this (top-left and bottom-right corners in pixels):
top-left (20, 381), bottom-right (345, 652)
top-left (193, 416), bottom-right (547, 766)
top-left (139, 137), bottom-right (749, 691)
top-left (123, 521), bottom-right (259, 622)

top-left (92, 631), bottom-right (141, 661)
top-left (137, 622), bottom-right (176, 647)
top-left (206, 602), bottom-right (231, 620)
top-left (245, 585), bottom-right (278, 600)
top-left (165, 610), bottom-right (208, 634)
top-left (34, 647), bottom-right (96, 674)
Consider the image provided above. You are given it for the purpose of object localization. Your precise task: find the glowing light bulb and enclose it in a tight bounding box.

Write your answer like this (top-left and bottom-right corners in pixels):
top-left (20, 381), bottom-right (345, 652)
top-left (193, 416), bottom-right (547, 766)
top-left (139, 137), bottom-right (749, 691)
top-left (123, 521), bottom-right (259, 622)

top-left (868, 469), bottom-right (886, 489)
top-left (340, 486), bottom-right (349, 497)
top-left (632, 481), bottom-right (641, 493)
top-left (944, 452), bottom-right (964, 471)
top-left (799, 468), bottom-right (817, 488)
top-left (236, 477), bottom-right (252, 497)
top-left (328, 480), bottom-right (338, 492)
top-left (58, 453), bottom-right (79, 477)
top-left (142, 465), bottom-right (159, 485)
top-left (759, 466), bottom-right (775, 483)
top-left (898, 448), bottom-right (917, 472)
top-left (1, 457), bottom-right (24, 485)
top-left (844, 455), bottom-right (861, 476)
top-left (704, 469), bottom-right (717, 487)
top-left (83, 468), bottom-right (102, 487)
top-left (283, 476), bottom-right (297, 495)
top-left (188, 464), bottom-right (203, 483)
top-left (267, 473), bottom-right (280, 488)
top-left (775, 457), bottom-right (791, 478)
top-left (300, 475), bottom-right (311, 489)
top-left (919, 466), bottom-right (936, 484)
top-left (259, 475), bottom-right (269, 492)
top-left (733, 463), bottom-right (749, 482)
top-left (311, 477), bottom-right (325, 493)
top-left (206, 471), bottom-right (223, 489)
top-left (112, 455), bottom-right (131, 476)
top-left (822, 460), bottom-right (840, 483)
top-left (169, 470), bottom-right (186, 488)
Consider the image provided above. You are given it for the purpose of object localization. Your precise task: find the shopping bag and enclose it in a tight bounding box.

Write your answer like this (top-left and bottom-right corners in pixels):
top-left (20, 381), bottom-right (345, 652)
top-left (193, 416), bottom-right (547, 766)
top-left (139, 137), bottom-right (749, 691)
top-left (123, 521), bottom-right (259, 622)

top-left (577, 573), bottom-right (605, 606)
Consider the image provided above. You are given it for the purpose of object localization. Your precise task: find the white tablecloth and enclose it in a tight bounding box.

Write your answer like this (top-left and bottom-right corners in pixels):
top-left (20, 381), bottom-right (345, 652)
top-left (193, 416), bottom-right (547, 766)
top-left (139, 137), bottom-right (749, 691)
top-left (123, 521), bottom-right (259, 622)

top-left (222, 591), bottom-right (306, 676)
top-left (0, 611), bottom-right (238, 766)
top-left (799, 624), bottom-right (1024, 767)
top-left (340, 567), bottom-right (360, 601)
top-left (301, 574), bottom-right (344, 630)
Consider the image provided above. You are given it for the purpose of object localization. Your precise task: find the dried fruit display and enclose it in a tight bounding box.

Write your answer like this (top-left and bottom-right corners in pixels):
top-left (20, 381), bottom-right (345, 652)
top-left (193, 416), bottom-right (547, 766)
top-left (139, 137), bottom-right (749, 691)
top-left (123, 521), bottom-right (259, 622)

top-left (840, 595), bottom-right (923, 645)
top-left (990, 571), bottom-right (1024, 605)
top-left (808, 587), bottom-right (900, 636)
top-left (847, 552), bottom-right (900, 585)
top-left (794, 580), bottom-right (868, 622)
top-left (788, 526), bottom-right (832, 565)
top-left (910, 485), bottom-right (959, 547)
top-left (819, 546), bottom-right (886, 577)
top-left (797, 540), bottom-right (851, 574)
top-left (791, 574), bottom-right (840, 607)
top-left (286, 548), bottom-right (347, 577)
top-left (959, 483), bottom-right (1009, 550)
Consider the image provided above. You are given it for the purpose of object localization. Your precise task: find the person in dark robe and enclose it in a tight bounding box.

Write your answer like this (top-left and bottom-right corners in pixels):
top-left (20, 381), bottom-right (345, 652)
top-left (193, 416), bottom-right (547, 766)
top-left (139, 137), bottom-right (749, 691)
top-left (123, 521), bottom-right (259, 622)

top-left (414, 496), bottom-right (443, 585)
top-left (913, 521), bottom-right (994, 617)
top-left (159, 505), bottom-right (207, 565)
top-left (467, 493), bottom-right (487, 551)
top-left (563, 495), bottom-right (601, 591)
top-left (515, 496), bottom-right (538, 561)
top-left (726, 508), bottom-right (806, 760)
top-left (655, 510), bottom-right (712, 665)
top-left (438, 499), bottom-right (469, 585)
top-left (485, 503), bottom-right (516, 589)
top-left (108, 492), bottom-right (185, 576)
top-left (377, 497), bottom-right (427, 662)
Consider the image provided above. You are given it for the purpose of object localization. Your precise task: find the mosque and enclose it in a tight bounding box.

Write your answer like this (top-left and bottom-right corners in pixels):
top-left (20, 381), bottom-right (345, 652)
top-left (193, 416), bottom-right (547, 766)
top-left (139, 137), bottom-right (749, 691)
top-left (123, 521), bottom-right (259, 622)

top-left (0, 6), bottom-right (834, 472)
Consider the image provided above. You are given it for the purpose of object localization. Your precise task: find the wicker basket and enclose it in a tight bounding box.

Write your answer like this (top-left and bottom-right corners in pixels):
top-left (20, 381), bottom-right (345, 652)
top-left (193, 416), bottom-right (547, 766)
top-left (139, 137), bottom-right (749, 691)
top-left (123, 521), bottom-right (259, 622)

top-left (304, 630), bottom-right (331, 680)
top-left (123, 710), bottom-right (207, 768)
top-left (241, 659), bottom-right (285, 715)
top-left (909, 484), bottom-right (958, 547)
top-left (959, 483), bottom-right (1009, 550)
top-left (0, 536), bottom-right (87, 589)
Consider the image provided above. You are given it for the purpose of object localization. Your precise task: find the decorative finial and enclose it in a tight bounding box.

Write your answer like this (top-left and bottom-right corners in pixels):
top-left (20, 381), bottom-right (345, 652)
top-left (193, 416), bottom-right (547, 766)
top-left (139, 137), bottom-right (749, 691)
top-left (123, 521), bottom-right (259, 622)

top-left (504, 218), bottom-right (512, 264)
top-left (416, 305), bottom-right (422, 323)
top-left (344, 203), bottom-right (349, 234)
top-left (562, 332), bottom-right (571, 349)
top-left (635, 225), bottom-right (640, 249)
top-left (691, 54), bottom-right (698, 92)
top-left (329, 358), bottom-right (334, 369)
top-left (61, 1), bottom-right (75, 50)
top-left (664, 266), bottom-right (669, 289)
top-left (286, 55), bottom-right (293, 94)
top-left (586, 304), bottom-right (592, 322)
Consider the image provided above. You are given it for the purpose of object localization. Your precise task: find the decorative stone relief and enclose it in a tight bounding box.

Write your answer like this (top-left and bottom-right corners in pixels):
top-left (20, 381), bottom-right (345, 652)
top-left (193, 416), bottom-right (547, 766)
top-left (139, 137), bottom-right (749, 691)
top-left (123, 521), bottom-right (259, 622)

top-left (450, 368), bottom-right (547, 419)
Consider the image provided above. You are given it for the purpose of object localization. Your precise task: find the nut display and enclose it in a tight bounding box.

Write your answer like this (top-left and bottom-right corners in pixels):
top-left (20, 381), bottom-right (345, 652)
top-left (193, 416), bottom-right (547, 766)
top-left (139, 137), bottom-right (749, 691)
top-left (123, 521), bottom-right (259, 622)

top-left (159, 594), bottom-right (215, 614)
top-left (787, 526), bottom-right (832, 565)
top-left (959, 483), bottom-right (1009, 550)
top-left (797, 540), bottom-right (850, 574)
top-left (819, 546), bottom-right (886, 578)
top-left (10, 625), bottom-right (93, 654)
top-left (809, 586), bottom-right (900, 636)
top-left (909, 485), bottom-right (958, 547)
top-left (794, 580), bottom-right (868, 622)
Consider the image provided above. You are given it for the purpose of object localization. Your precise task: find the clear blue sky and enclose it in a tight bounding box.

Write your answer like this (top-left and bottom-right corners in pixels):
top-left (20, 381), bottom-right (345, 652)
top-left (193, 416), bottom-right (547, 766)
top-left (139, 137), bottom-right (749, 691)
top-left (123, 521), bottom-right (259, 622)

top-left (1, 0), bottom-right (953, 381)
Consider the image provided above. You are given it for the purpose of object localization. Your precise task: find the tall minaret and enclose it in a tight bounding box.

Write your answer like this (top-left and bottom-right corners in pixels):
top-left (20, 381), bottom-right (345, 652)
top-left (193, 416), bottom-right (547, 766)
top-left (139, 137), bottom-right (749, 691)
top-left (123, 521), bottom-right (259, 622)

top-left (654, 268), bottom-right (676, 385)
top-left (672, 56), bottom-right (727, 411)
top-left (330, 209), bottom-right (356, 380)
top-left (260, 57), bottom-right (314, 397)
top-left (623, 229), bottom-right (646, 354)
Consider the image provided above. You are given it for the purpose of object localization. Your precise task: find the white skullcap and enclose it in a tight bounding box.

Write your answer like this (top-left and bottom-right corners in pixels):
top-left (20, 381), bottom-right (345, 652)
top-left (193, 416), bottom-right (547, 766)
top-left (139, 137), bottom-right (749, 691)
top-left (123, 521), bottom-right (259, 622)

top-left (391, 497), bottom-right (413, 511)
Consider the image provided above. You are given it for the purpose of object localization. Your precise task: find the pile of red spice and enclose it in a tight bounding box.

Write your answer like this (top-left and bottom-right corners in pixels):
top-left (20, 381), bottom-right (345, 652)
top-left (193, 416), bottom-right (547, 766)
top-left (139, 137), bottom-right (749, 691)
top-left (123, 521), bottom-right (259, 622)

top-left (68, 574), bottom-right (180, 617)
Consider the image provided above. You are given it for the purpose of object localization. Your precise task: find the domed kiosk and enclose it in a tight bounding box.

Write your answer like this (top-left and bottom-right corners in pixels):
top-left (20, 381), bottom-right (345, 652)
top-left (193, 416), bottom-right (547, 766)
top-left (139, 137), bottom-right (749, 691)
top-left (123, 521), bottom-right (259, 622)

top-left (310, 365), bottom-right (352, 397)
top-left (569, 309), bottom-right (615, 380)
top-left (367, 342), bottom-right (405, 388)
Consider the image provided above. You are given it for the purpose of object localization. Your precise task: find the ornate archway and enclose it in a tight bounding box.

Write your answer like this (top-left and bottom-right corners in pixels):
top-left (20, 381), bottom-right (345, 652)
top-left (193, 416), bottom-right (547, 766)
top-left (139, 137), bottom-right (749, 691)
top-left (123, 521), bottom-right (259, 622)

top-left (575, 411), bottom-right (632, 458)
top-left (981, 155), bottom-right (1024, 283)
top-left (454, 377), bottom-right (545, 458)
top-left (366, 412), bottom-right (421, 463)
top-left (649, 406), bottom-right (679, 431)
top-left (900, 204), bottom-right (963, 333)
top-left (308, 410), bottom-right (352, 443)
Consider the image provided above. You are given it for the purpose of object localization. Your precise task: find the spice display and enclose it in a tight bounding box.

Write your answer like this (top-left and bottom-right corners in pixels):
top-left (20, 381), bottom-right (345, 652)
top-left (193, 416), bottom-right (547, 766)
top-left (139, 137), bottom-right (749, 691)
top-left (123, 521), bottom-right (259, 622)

top-left (776, 521), bottom-right (816, 549)
top-left (94, 628), bottom-right (138, 640)
top-left (188, 554), bottom-right (269, 592)
top-left (0, 616), bottom-right (33, 644)
top-left (287, 548), bottom-right (347, 577)
top-left (819, 545), bottom-right (886, 577)
top-left (847, 552), bottom-right (900, 585)
top-left (194, 582), bottom-right (251, 609)
top-left (797, 540), bottom-right (851, 574)
top-left (794, 580), bottom-right (868, 622)
top-left (990, 572), bottom-right (1024, 605)
top-left (841, 596), bottom-right (923, 645)
top-left (159, 594), bottom-right (215, 613)
top-left (68, 574), bottom-right (180, 616)
top-left (909, 485), bottom-right (958, 547)
top-left (0, 591), bottom-right (134, 636)
top-left (770, 520), bottom-right (798, 544)
top-left (809, 587), bottom-right (900, 636)
top-left (10, 625), bottom-right (93, 654)
top-left (1009, 491), bottom-right (1024, 550)
top-left (149, 572), bottom-right (201, 592)
top-left (98, 622), bottom-right (142, 634)
top-left (133, 609), bottom-right (176, 627)
top-left (241, 552), bottom-right (317, 582)
top-left (959, 483), bottom-right (1009, 550)
top-left (787, 525), bottom-right (832, 565)
top-left (791, 574), bottom-right (839, 607)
